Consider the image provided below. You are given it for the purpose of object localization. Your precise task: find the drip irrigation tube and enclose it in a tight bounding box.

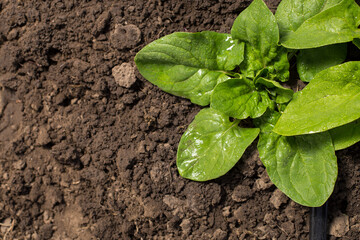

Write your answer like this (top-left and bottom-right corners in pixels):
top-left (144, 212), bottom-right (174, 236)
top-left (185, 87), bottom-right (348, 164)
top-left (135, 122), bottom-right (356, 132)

top-left (310, 201), bottom-right (328, 240)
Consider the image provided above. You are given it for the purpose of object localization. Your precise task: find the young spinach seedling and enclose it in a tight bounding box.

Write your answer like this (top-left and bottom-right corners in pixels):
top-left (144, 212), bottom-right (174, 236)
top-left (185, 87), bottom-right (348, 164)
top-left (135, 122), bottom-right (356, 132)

top-left (135, 0), bottom-right (360, 207)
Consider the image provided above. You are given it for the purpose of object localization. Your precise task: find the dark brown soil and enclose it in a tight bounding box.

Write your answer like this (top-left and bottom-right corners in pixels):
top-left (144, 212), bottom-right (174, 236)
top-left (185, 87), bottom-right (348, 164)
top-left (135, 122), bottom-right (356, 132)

top-left (0, 0), bottom-right (359, 239)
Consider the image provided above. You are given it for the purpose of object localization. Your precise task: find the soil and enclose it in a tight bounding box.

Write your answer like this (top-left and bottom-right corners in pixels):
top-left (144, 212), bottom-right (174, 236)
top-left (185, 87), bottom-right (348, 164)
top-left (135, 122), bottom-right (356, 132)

top-left (0, 0), bottom-right (359, 239)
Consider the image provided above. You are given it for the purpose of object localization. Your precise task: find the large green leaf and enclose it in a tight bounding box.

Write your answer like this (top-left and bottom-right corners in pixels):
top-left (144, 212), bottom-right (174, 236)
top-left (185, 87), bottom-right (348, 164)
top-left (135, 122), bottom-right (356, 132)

top-left (274, 61), bottom-right (360, 136)
top-left (231, 0), bottom-right (289, 81)
top-left (255, 111), bottom-right (337, 207)
top-left (276, 0), bottom-right (348, 82)
top-left (211, 78), bottom-right (273, 119)
top-left (135, 31), bottom-right (244, 106)
top-left (330, 119), bottom-right (360, 150)
top-left (177, 108), bottom-right (259, 181)
top-left (281, 0), bottom-right (360, 49)
top-left (275, 0), bottom-right (342, 40)
top-left (297, 44), bottom-right (347, 82)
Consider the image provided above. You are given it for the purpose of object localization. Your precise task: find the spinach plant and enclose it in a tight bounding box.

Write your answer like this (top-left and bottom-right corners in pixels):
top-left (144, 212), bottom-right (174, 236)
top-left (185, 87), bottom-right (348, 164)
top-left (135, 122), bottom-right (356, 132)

top-left (134, 0), bottom-right (360, 207)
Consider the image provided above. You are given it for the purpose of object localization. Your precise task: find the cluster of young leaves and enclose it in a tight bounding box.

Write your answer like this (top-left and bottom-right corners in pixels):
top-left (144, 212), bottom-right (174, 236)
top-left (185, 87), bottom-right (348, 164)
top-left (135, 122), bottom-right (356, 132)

top-left (135, 0), bottom-right (360, 207)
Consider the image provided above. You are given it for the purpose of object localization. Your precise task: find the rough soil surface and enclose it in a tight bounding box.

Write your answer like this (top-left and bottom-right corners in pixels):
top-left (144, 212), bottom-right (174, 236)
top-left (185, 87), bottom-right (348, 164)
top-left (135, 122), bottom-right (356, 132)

top-left (0, 0), bottom-right (359, 239)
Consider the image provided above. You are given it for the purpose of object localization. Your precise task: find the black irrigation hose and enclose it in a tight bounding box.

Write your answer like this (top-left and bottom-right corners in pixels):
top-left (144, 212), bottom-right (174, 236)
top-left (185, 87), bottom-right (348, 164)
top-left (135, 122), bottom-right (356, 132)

top-left (310, 201), bottom-right (328, 240)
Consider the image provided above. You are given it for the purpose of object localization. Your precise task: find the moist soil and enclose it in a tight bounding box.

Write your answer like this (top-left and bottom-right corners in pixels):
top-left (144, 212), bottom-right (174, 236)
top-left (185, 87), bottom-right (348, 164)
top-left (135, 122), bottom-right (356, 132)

top-left (0, 0), bottom-right (359, 239)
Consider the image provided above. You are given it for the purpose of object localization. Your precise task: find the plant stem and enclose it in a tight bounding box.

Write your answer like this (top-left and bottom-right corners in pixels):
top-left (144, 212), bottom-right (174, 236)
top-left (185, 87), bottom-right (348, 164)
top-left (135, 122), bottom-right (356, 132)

top-left (310, 201), bottom-right (328, 240)
top-left (287, 50), bottom-right (297, 61)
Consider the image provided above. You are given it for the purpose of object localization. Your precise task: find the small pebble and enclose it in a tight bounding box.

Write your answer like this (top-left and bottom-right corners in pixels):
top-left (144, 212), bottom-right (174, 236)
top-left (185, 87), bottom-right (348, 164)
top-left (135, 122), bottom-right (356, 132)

top-left (270, 189), bottom-right (288, 209)
top-left (329, 212), bottom-right (349, 237)
top-left (112, 62), bottom-right (136, 88)
top-left (1, 218), bottom-right (12, 233)
top-left (13, 160), bottom-right (26, 170)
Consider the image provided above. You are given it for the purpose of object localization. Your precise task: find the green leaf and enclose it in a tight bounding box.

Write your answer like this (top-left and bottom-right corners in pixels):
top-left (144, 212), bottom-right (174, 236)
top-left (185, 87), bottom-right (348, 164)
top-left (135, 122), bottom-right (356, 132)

top-left (231, 0), bottom-right (289, 81)
top-left (354, 38), bottom-right (360, 49)
top-left (211, 78), bottom-right (273, 119)
top-left (330, 119), bottom-right (360, 150)
top-left (275, 0), bottom-right (342, 40)
top-left (177, 108), bottom-right (259, 181)
top-left (274, 61), bottom-right (360, 136)
top-left (281, 0), bottom-right (360, 49)
top-left (297, 44), bottom-right (347, 82)
top-left (135, 31), bottom-right (244, 106)
top-left (254, 77), bottom-right (294, 103)
top-left (255, 111), bottom-right (337, 207)
top-left (271, 47), bottom-right (290, 82)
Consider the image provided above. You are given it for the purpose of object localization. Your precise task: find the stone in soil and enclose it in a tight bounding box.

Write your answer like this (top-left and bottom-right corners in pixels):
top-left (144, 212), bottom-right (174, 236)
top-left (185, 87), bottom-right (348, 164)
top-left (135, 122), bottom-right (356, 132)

top-left (270, 189), bottom-right (288, 209)
top-left (329, 212), bottom-right (350, 237)
top-left (112, 62), bottom-right (137, 88)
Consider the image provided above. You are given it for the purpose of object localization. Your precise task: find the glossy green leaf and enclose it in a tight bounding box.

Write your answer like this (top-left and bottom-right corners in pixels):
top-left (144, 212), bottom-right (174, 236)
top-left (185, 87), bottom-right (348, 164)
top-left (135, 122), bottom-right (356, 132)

top-left (297, 44), bottom-right (347, 82)
top-left (177, 108), bottom-right (260, 181)
top-left (255, 77), bottom-right (294, 103)
top-left (276, 0), bottom-right (342, 40)
top-left (231, 0), bottom-right (289, 81)
top-left (282, 0), bottom-right (360, 49)
top-left (255, 111), bottom-right (337, 207)
top-left (135, 31), bottom-right (244, 106)
top-left (211, 78), bottom-right (273, 119)
top-left (274, 62), bottom-right (360, 136)
top-left (330, 119), bottom-right (360, 150)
